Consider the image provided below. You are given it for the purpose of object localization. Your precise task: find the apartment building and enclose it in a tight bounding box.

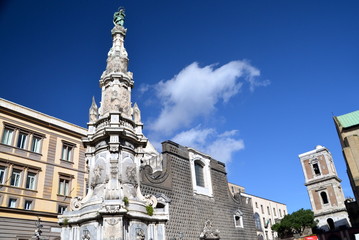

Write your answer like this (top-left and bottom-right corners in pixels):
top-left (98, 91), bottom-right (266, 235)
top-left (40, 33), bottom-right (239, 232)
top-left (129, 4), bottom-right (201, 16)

top-left (0, 98), bottom-right (87, 239)
top-left (229, 183), bottom-right (288, 240)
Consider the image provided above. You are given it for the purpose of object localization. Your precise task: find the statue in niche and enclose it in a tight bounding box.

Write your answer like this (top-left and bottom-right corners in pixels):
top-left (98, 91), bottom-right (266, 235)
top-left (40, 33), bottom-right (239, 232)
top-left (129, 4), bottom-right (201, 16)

top-left (102, 89), bottom-right (112, 114)
top-left (122, 158), bottom-right (137, 198)
top-left (126, 165), bottom-right (137, 186)
top-left (111, 89), bottom-right (122, 112)
top-left (92, 158), bottom-right (107, 187)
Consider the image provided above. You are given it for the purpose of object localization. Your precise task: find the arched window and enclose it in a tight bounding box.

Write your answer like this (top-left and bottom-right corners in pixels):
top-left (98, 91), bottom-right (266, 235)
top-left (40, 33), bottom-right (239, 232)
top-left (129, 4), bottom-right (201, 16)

top-left (327, 218), bottom-right (335, 230)
top-left (321, 191), bottom-right (329, 204)
top-left (234, 210), bottom-right (244, 228)
top-left (194, 161), bottom-right (205, 187)
top-left (254, 213), bottom-right (261, 230)
top-left (313, 163), bottom-right (321, 175)
top-left (189, 151), bottom-right (213, 197)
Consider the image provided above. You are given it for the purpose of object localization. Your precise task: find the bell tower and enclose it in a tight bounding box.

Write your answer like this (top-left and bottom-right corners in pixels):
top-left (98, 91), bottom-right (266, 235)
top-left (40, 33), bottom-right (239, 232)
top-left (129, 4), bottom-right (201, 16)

top-left (59, 8), bottom-right (169, 240)
top-left (299, 145), bottom-right (350, 231)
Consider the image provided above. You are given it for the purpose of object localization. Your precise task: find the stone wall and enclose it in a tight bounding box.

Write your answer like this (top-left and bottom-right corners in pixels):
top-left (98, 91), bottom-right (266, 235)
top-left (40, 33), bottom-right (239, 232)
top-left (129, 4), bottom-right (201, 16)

top-left (141, 140), bottom-right (257, 240)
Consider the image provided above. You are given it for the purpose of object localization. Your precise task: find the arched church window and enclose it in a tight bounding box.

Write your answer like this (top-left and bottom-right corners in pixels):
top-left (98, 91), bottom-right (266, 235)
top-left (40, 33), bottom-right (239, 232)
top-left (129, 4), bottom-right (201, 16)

top-left (194, 161), bottom-right (205, 187)
top-left (189, 151), bottom-right (213, 197)
top-left (321, 191), bottom-right (329, 204)
top-left (254, 213), bottom-right (261, 230)
top-left (234, 210), bottom-right (244, 228)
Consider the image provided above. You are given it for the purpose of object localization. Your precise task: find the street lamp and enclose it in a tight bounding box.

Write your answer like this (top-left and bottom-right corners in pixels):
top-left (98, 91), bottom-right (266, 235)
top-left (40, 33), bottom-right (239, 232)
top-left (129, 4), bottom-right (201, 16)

top-left (34, 217), bottom-right (43, 240)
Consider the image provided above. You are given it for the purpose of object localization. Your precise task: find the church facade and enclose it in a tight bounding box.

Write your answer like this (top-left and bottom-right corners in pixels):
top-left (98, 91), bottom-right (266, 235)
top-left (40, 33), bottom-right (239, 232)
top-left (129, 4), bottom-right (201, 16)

top-left (141, 141), bottom-right (257, 240)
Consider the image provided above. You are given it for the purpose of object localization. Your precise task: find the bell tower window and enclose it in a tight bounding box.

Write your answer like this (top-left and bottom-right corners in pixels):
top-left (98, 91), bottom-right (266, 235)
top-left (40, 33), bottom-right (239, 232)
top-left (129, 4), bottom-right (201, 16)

top-left (313, 163), bottom-right (321, 175)
top-left (320, 191), bottom-right (329, 204)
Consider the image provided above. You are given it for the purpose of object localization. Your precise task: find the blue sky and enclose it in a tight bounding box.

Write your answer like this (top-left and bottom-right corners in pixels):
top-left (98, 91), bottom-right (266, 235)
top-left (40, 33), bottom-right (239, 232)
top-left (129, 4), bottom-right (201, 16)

top-left (1, 1), bottom-right (359, 213)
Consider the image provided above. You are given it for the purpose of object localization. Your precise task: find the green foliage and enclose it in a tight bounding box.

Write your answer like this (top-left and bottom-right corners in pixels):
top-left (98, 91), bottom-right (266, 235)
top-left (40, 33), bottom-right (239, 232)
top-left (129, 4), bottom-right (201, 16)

top-left (123, 196), bottom-right (129, 206)
top-left (62, 218), bottom-right (69, 226)
top-left (146, 205), bottom-right (154, 216)
top-left (271, 208), bottom-right (317, 238)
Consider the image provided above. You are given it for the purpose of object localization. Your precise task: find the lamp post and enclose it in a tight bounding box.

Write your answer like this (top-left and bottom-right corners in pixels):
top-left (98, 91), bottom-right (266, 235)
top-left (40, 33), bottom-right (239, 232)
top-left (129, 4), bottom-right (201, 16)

top-left (34, 217), bottom-right (43, 240)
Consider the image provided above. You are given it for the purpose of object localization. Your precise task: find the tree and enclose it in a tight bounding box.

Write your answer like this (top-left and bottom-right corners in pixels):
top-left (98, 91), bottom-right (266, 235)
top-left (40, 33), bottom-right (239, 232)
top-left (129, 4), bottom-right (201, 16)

top-left (272, 208), bottom-right (317, 238)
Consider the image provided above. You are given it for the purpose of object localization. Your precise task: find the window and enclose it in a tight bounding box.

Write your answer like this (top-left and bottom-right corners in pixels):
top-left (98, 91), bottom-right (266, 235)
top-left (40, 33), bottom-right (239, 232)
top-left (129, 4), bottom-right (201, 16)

top-left (313, 163), bottom-right (321, 175)
top-left (194, 161), bottom-right (205, 187)
top-left (327, 218), bottom-right (335, 230)
top-left (58, 178), bottom-right (70, 196)
top-left (234, 210), bottom-right (244, 228)
top-left (1, 124), bottom-right (44, 151)
top-left (61, 144), bottom-right (73, 161)
top-left (0, 166), bottom-right (5, 184)
top-left (8, 198), bottom-right (17, 208)
top-left (267, 206), bottom-right (270, 215)
top-left (273, 208), bottom-right (276, 216)
top-left (58, 205), bottom-right (67, 214)
top-left (321, 191), bottom-right (329, 204)
top-left (255, 202), bottom-right (258, 208)
top-left (24, 200), bottom-right (32, 210)
top-left (10, 169), bottom-right (22, 187)
top-left (17, 132), bottom-right (28, 149)
top-left (261, 205), bottom-right (264, 214)
top-left (31, 136), bottom-right (42, 153)
top-left (189, 150), bottom-right (213, 197)
top-left (26, 172), bottom-right (36, 190)
top-left (279, 209), bottom-right (282, 217)
top-left (1, 127), bottom-right (14, 145)
top-left (254, 213), bottom-right (261, 230)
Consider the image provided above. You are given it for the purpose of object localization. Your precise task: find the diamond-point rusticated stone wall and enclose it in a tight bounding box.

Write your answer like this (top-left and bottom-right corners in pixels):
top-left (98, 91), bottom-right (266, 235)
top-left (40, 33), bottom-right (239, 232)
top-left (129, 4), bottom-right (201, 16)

top-left (141, 140), bottom-right (257, 240)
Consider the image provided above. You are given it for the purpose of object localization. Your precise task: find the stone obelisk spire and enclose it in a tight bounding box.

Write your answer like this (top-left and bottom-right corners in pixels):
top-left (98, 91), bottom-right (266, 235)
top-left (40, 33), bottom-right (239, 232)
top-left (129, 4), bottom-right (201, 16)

top-left (59, 8), bottom-right (168, 240)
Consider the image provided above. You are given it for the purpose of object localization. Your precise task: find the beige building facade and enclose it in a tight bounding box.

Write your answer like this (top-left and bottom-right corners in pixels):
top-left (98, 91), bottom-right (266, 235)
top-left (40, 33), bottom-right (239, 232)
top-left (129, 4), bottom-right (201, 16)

top-left (334, 111), bottom-right (359, 205)
top-left (334, 110), bottom-right (359, 227)
top-left (0, 98), bottom-right (87, 239)
top-left (229, 183), bottom-right (288, 240)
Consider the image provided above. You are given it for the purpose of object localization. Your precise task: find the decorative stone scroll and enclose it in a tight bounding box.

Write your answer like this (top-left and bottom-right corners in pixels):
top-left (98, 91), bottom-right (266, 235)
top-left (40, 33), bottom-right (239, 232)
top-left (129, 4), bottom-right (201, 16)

top-left (70, 196), bottom-right (83, 211)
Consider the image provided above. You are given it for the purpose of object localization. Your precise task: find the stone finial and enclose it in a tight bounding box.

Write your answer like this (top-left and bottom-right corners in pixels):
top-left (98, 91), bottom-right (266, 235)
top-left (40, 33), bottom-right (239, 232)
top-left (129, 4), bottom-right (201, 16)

top-left (132, 103), bottom-right (141, 123)
top-left (89, 96), bottom-right (99, 123)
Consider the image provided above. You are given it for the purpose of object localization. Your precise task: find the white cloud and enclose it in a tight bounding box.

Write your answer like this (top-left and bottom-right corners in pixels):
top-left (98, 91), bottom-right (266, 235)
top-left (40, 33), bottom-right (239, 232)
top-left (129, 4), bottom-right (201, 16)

top-left (206, 137), bottom-right (244, 164)
top-left (148, 60), bottom-right (268, 135)
top-left (138, 83), bottom-right (151, 94)
top-left (218, 130), bottom-right (238, 138)
top-left (171, 127), bottom-right (244, 163)
top-left (172, 126), bottom-right (215, 149)
top-left (144, 60), bottom-right (268, 163)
